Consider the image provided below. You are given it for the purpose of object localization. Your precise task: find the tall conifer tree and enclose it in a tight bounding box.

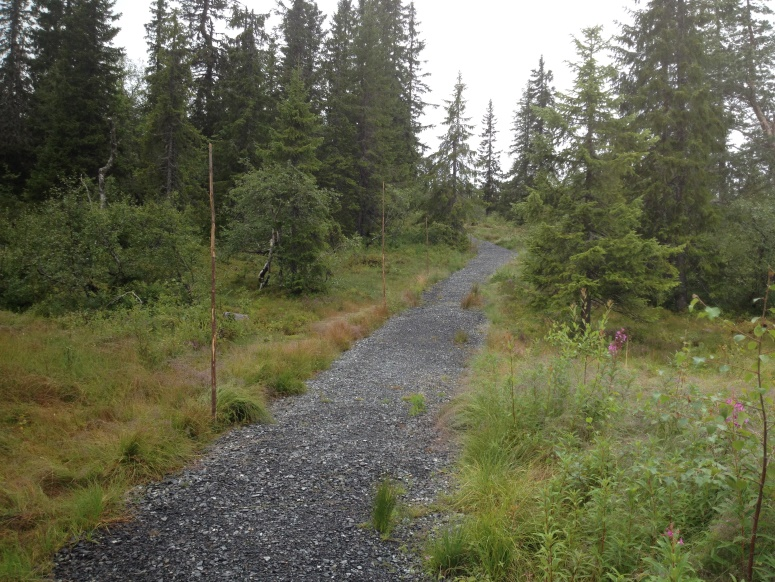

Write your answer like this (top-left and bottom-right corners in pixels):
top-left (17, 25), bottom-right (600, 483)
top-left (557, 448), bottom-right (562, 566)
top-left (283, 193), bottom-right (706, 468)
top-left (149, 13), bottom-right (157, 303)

top-left (140, 5), bottom-right (203, 201)
top-left (216, 6), bottom-right (275, 179)
top-left (507, 56), bottom-right (556, 211)
top-left (523, 28), bottom-right (677, 324)
top-left (476, 99), bottom-right (502, 213)
top-left (277, 0), bottom-right (324, 110)
top-left (431, 71), bottom-right (475, 220)
top-left (0, 0), bottom-right (33, 197)
top-left (179, 0), bottom-right (227, 137)
top-left (319, 0), bottom-right (359, 231)
top-left (618, 0), bottom-right (727, 308)
top-left (27, 0), bottom-right (123, 199)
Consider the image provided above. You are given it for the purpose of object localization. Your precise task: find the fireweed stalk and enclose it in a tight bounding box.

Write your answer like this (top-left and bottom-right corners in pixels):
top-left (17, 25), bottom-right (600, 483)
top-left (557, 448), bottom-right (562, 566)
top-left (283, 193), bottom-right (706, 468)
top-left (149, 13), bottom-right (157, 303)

top-left (691, 273), bottom-right (774, 581)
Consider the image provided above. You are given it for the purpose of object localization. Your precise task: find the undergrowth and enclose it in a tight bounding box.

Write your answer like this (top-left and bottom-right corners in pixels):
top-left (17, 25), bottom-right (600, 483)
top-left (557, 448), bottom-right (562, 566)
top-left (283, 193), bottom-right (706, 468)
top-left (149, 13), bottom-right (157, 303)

top-left (425, 240), bottom-right (774, 581)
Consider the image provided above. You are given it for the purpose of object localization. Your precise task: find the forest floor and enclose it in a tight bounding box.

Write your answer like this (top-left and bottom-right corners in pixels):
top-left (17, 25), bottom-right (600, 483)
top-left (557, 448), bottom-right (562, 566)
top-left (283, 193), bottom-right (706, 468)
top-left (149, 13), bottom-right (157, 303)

top-left (52, 240), bottom-right (515, 581)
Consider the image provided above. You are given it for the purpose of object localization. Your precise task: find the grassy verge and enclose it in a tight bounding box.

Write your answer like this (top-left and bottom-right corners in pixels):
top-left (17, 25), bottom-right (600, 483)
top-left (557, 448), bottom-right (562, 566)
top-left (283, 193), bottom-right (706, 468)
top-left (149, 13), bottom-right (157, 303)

top-left (425, 225), bottom-right (774, 581)
top-left (0, 239), bottom-right (471, 581)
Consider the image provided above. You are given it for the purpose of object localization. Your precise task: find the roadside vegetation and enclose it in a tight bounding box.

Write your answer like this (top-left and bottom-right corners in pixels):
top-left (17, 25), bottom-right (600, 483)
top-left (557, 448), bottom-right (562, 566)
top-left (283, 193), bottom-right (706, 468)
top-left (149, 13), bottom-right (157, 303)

top-left (425, 222), bottom-right (775, 581)
top-left (0, 229), bottom-right (470, 580)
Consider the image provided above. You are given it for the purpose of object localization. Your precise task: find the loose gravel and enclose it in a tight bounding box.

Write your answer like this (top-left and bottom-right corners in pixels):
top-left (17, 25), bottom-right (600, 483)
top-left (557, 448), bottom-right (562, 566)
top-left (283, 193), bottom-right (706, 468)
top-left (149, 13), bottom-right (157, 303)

top-left (54, 240), bottom-right (515, 582)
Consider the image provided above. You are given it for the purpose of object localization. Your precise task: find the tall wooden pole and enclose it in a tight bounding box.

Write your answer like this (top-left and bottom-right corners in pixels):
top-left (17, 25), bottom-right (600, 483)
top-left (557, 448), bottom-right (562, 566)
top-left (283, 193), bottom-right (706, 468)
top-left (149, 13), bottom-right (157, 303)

top-left (381, 182), bottom-right (386, 310)
top-left (425, 216), bottom-right (429, 276)
top-left (209, 143), bottom-right (217, 420)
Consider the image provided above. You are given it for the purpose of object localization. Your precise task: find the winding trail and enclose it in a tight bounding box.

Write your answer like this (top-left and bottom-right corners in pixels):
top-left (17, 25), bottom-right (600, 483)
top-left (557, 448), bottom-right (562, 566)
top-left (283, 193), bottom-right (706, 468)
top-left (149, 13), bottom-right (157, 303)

top-left (54, 241), bottom-right (514, 581)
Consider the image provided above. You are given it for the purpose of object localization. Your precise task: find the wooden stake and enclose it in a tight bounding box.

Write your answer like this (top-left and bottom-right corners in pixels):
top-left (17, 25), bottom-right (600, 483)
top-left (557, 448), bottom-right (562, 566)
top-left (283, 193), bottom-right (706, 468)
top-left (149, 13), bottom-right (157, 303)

top-left (425, 216), bottom-right (429, 276)
top-left (381, 182), bottom-right (386, 310)
top-left (209, 143), bottom-right (217, 420)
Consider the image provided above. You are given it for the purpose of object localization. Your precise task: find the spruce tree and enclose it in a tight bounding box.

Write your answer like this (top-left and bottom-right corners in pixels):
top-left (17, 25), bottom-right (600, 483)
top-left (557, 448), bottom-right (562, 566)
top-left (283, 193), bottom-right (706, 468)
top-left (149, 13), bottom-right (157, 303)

top-left (216, 6), bottom-right (275, 180)
top-left (27, 0), bottom-right (123, 199)
top-left (140, 6), bottom-right (203, 202)
top-left (430, 71), bottom-right (475, 223)
top-left (618, 0), bottom-right (727, 309)
top-left (523, 27), bottom-right (677, 325)
top-left (277, 0), bottom-right (324, 110)
top-left (506, 56), bottom-right (557, 212)
top-left (476, 99), bottom-right (502, 213)
top-left (0, 0), bottom-right (33, 197)
top-left (318, 0), bottom-right (359, 232)
top-left (179, 0), bottom-right (228, 137)
top-left (265, 67), bottom-right (323, 176)
top-left (351, 0), bottom-right (404, 234)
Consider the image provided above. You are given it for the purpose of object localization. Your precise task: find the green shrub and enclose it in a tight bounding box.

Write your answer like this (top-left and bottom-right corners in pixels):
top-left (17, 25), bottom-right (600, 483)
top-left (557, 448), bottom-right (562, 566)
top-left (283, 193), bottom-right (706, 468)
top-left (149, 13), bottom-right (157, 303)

top-left (0, 188), bottom-right (200, 313)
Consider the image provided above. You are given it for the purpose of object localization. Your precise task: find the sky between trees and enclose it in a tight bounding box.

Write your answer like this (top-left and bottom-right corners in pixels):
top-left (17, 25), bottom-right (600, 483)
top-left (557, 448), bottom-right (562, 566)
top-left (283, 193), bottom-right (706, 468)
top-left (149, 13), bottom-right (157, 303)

top-left (114, 0), bottom-right (633, 160)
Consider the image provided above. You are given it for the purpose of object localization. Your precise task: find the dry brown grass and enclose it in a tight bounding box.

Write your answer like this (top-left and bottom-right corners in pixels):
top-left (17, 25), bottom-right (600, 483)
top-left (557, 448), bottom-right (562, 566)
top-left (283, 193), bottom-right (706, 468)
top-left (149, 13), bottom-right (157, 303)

top-left (460, 285), bottom-right (483, 309)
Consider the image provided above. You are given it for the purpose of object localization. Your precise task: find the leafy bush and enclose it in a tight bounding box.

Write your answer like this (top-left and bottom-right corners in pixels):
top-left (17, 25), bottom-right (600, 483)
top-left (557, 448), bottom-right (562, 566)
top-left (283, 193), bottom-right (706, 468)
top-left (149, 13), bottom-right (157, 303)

top-left (0, 186), bottom-right (200, 312)
top-left (225, 165), bottom-right (335, 294)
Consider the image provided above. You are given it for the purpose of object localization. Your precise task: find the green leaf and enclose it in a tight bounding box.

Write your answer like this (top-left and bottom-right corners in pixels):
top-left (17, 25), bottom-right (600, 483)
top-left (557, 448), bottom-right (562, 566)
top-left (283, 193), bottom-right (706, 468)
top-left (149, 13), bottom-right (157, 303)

top-left (748, 342), bottom-right (759, 351)
top-left (719, 365), bottom-right (731, 373)
top-left (754, 325), bottom-right (766, 338)
top-left (760, 354), bottom-right (770, 364)
top-left (692, 356), bottom-right (706, 366)
top-left (744, 372), bottom-right (755, 383)
top-left (734, 334), bottom-right (746, 343)
top-left (705, 306), bottom-right (721, 320)
top-left (752, 316), bottom-right (761, 324)
top-left (732, 440), bottom-right (745, 452)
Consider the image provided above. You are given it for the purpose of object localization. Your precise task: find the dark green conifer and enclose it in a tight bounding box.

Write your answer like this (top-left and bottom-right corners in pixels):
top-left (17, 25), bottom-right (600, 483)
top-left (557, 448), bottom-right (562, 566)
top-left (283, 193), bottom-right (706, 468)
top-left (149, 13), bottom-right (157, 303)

top-left (27, 0), bottom-right (123, 200)
top-left (476, 99), bottom-right (502, 214)
top-left (618, 0), bottom-right (727, 309)
top-left (0, 0), bottom-right (33, 198)
top-left (523, 27), bottom-right (677, 325)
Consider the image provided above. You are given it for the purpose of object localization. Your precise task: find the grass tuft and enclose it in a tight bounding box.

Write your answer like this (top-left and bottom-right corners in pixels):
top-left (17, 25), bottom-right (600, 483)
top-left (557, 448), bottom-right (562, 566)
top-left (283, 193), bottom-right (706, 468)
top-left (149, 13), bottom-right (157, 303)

top-left (215, 387), bottom-right (272, 426)
top-left (372, 478), bottom-right (401, 537)
top-left (402, 393), bottom-right (427, 416)
top-left (425, 526), bottom-right (471, 578)
top-left (461, 284), bottom-right (483, 309)
top-left (454, 330), bottom-right (469, 344)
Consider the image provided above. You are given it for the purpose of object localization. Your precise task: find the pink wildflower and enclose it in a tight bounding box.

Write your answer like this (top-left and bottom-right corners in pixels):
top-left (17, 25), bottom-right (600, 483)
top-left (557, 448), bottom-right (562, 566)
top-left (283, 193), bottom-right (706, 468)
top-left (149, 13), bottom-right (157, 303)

top-left (608, 328), bottom-right (627, 356)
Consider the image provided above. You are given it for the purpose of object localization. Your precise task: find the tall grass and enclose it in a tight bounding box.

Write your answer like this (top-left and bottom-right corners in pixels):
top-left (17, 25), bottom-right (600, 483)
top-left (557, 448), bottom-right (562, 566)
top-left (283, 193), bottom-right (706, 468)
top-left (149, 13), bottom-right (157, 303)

top-left (0, 240), bottom-right (472, 580)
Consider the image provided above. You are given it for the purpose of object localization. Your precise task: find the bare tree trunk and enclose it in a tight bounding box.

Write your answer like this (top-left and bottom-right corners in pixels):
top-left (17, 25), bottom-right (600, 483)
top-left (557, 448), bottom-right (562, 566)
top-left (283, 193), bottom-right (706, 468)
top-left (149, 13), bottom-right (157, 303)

top-left (258, 229), bottom-right (278, 290)
top-left (98, 118), bottom-right (117, 208)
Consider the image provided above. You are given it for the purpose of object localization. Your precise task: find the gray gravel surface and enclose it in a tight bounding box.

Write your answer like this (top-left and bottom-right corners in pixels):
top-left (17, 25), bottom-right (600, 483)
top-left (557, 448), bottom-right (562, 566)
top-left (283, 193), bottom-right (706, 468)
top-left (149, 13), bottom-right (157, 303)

top-left (54, 241), bottom-right (515, 582)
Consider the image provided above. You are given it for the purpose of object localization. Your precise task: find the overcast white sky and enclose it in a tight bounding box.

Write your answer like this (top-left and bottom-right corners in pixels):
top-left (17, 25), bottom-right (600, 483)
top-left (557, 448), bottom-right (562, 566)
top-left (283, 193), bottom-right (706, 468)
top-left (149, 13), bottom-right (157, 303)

top-left (114, 0), bottom-right (633, 165)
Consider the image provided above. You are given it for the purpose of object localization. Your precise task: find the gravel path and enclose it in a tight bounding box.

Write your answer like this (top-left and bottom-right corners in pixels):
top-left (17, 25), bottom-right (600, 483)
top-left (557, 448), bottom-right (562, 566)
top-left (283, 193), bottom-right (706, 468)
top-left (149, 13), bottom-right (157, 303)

top-left (54, 241), bottom-right (515, 582)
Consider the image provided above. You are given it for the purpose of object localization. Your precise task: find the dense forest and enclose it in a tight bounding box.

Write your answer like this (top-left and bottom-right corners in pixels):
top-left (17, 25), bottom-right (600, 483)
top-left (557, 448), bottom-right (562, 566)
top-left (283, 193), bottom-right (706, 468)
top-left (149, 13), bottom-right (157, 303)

top-left (1, 0), bottom-right (775, 312)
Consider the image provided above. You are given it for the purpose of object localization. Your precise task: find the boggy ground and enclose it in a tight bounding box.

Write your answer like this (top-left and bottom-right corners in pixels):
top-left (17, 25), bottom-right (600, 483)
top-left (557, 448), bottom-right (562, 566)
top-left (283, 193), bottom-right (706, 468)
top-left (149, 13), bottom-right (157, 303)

top-left (54, 241), bottom-right (515, 581)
